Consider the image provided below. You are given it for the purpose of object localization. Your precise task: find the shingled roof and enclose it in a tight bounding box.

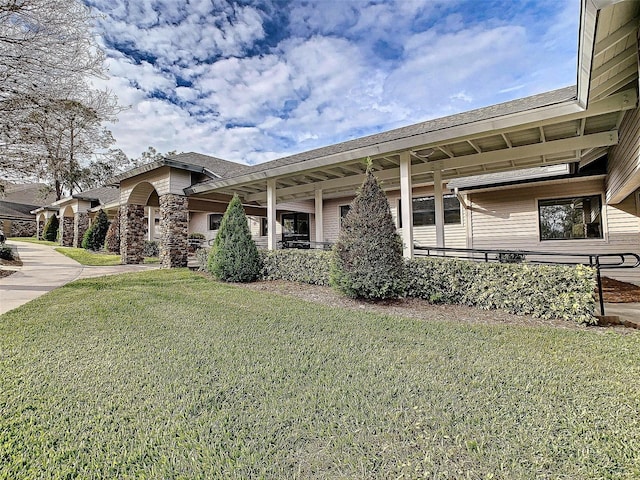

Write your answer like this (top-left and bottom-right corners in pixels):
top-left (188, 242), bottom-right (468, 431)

top-left (243, 86), bottom-right (577, 176)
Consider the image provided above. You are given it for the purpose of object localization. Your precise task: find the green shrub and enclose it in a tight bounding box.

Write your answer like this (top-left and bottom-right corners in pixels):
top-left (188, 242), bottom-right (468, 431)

top-left (42, 215), bottom-right (59, 242)
top-left (260, 249), bottom-right (332, 285)
top-left (82, 209), bottom-right (110, 251)
top-left (208, 195), bottom-right (261, 282)
top-left (406, 257), bottom-right (597, 324)
top-left (195, 247), bottom-right (209, 272)
top-left (144, 241), bottom-right (159, 257)
top-left (330, 163), bottom-right (405, 299)
top-left (0, 244), bottom-right (14, 260)
top-left (188, 232), bottom-right (205, 240)
top-left (104, 213), bottom-right (120, 253)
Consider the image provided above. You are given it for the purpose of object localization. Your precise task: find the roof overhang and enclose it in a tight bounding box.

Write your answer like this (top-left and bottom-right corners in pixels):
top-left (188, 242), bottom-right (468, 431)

top-left (106, 158), bottom-right (219, 186)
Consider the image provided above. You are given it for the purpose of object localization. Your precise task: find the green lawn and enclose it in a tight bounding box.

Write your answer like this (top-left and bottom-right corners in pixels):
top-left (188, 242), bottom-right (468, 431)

top-left (1, 270), bottom-right (639, 479)
top-left (54, 247), bottom-right (160, 266)
top-left (9, 237), bottom-right (58, 246)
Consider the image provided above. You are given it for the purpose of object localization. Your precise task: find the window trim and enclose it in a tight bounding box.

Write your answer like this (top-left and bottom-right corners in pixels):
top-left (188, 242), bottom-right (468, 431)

top-left (338, 204), bottom-right (351, 228)
top-left (397, 194), bottom-right (462, 228)
top-left (208, 213), bottom-right (224, 231)
top-left (536, 192), bottom-right (606, 243)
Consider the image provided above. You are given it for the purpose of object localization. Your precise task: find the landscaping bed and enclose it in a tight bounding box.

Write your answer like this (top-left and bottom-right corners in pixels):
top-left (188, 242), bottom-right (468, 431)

top-left (601, 276), bottom-right (640, 303)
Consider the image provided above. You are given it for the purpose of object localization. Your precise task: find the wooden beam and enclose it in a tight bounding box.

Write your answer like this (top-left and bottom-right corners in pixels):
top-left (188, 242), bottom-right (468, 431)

top-left (501, 133), bottom-right (512, 148)
top-left (539, 126), bottom-right (546, 142)
top-left (438, 146), bottom-right (454, 158)
top-left (467, 140), bottom-right (482, 153)
top-left (400, 152), bottom-right (413, 258)
top-left (590, 65), bottom-right (638, 101)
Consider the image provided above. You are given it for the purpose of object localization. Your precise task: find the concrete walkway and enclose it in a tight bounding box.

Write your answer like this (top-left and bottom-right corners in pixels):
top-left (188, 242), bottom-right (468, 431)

top-left (0, 241), bottom-right (158, 316)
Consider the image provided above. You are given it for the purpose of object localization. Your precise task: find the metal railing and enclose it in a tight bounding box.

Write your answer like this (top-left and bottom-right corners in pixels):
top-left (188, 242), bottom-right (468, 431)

top-left (413, 245), bottom-right (640, 316)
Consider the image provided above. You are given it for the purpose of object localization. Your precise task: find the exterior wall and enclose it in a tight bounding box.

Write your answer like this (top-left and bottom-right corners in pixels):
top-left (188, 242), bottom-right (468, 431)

top-left (159, 194), bottom-right (188, 268)
top-left (469, 178), bottom-right (640, 285)
top-left (0, 219), bottom-right (36, 237)
top-left (73, 212), bottom-right (90, 248)
top-left (120, 204), bottom-right (146, 264)
top-left (608, 107), bottom-right (640, 203)
top-left (120, 167), bottom-right (171, 204)
top-left (60, 217), bottom-right (74, 246)
top-left (169, 169), bottom-right (193, 194)
top-left (320, 187), bottom-right (467, 248)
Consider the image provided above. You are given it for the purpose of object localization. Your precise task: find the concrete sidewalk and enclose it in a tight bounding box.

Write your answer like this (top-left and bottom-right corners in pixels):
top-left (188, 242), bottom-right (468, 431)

top-left (0, 241), bottom-right (158, 315)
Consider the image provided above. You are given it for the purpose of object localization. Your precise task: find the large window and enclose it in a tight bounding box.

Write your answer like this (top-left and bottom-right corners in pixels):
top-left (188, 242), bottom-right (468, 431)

top-left (538, 195), bottom-right (602, 240)
top-left (208, 213), bottom-right (223, 231)
top-left (398, 195), bottom-right (461, 228)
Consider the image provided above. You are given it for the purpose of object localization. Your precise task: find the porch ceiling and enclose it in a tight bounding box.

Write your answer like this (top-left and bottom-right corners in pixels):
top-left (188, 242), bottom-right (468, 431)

top-left (190, 88), bottom-right (636, 204)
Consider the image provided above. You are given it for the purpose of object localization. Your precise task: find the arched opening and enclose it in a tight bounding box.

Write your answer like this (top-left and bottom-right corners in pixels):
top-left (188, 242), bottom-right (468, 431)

top-left (36, 213), bottom-right (46, 240)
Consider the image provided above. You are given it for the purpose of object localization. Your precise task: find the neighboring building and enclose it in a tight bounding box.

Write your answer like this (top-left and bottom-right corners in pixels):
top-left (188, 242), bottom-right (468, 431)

top-left (31, 0), bottom-right (640, 284)
top-left (1, 183), bottom-right (56, 237)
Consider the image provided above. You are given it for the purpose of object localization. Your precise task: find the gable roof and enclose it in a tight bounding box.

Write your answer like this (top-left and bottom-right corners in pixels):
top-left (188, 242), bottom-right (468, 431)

top-left (2, 183), bottom-right (57, 206)
top-left (51, 185), bottom-right (120, 207)
top-left (0, 200), bottom-right (39, 220)
top-left (107, 151), bottom-right (251, 185)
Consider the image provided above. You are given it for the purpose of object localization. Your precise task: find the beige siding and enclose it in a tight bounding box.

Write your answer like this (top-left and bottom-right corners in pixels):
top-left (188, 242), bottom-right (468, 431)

top-left (120, 167), bottom-right (171, 204)
top-left (470, 179), bottom-right (640, 285)
top-left (169, 169), bottom-right (192, 195)
top-left (608, 107), bottom-right (640, 203)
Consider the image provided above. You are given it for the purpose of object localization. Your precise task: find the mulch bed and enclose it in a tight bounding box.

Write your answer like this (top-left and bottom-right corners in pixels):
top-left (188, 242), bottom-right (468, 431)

top-left (0, 255), bottom-right (22, 279)
top-left (600, 277), bottom-right (640, 303)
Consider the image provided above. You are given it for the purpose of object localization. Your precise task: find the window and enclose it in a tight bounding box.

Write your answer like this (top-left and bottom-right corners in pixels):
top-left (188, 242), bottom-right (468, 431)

top-left (538, 195), bottom-right (602, 240)
top-left (339, 205), bottom-right (350, 226)
top-left (208, 213), bottom-right (223, 231)
top-left (260, 217), bottom-right (268, 236)
top-left (398, 195), bottom-right (461, 227)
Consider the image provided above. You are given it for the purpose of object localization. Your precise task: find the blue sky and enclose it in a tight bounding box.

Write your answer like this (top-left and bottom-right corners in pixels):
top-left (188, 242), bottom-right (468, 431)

top-left (87, 0), bottom-right (580, 165)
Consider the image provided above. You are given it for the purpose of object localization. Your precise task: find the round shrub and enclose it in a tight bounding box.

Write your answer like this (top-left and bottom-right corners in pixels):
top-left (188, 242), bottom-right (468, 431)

top-left (0, 244), bottom-right (14, 260)
top-left (330, 162), bottom-right (405, 299)
top-left (208, 194), bottom-right (261, 282)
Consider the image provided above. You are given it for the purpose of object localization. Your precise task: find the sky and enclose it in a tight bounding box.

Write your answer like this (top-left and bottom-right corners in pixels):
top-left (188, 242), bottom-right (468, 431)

top-left (86, 0), bottom-right (580, 165)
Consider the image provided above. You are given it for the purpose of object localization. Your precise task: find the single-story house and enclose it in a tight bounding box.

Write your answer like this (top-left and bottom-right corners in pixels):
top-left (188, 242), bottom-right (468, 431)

top-left (33, 0), bottom-right (640, 285)
top-left (1, 183), bottom-right (56, 237)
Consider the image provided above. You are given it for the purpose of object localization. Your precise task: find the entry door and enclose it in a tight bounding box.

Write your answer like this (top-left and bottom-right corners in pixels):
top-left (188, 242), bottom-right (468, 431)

top-left (281, 213), bottom-right (310, 242)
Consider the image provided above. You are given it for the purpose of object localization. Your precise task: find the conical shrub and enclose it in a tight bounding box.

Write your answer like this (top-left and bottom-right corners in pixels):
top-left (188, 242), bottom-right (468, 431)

top-left (104, 213), bottom-right (120, 253)
top-left (42, 215), bottom-right (59, 242)
top-left (208, 194), bottom-right (261, 282)
top-left (82, 209), bottom-right (110, 251)
top-left (330, 162), bottom-right (405, 299)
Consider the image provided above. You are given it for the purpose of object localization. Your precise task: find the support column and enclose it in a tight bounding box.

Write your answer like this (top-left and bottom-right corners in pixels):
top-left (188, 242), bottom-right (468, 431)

top-left (36, 217), bottom-right (41, 240)
top-left (267, 179), bottom-right (277, 250)
top-left (400, 152), bottom-right (413, 259)
top-left (159, 194), bottom-right (188, 268)
top-left (147, 207), bottom-right (156, 241)
top-left (60, 217), bottom-right (74, 246)
top-left (120, 204), bottom-right (145, 264)
top-left (73, 212), bottom-right (90, 248)
top-left (314, 189), bottom-right (324, 244)
top-left (433, 169), bottom-right (445, 248)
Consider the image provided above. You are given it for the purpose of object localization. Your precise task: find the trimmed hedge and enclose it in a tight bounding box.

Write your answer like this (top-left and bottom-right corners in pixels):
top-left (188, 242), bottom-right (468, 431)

top-left (256, 251), bottom-right (597, 324)
top-left (260, 249), bottom-right (331, 286)
top-left (406, 257), bottom-right (597, 324)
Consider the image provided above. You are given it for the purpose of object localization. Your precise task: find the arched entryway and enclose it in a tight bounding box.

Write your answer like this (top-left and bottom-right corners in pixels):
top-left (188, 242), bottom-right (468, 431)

top-left (121, 181), bottom-right (189, 268)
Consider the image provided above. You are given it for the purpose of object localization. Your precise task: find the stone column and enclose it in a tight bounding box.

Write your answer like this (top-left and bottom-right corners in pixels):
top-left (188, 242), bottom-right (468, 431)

top-left (159, 194), bottom-right (188, 268)
top-left (73, 212), bottom-right (90, 248)
top-left (60, 217), bottom-right (74, 246)
top-left (120, 204), bottom-right (145, 264)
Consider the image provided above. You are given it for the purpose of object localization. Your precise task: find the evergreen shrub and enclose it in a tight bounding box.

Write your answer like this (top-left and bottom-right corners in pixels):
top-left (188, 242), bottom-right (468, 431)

top-left (0, 244), bottom-right (14, 260)
top-left (330, 163), bottom-right (405, 299)
top-left (42, 215), bottom-right (59, 242)
top-left (82, 210), bottom-right (110, 251)
top-left (260, 249), bottom-right (331, 285)
top-left (144, 241), bottom-right (159, 257)
top-left (104, 214), bottom-right (120, 253)
top-left (208, 195), bottom-right (261, 282)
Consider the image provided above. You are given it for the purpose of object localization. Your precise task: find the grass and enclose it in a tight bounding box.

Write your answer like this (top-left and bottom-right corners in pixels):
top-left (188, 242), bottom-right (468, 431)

top-left (9, 237), bottom-right (58, 246)
top-left (1, 269), bottom-right (639, 479)
top-left (55, 247), bottom-right (160, 266)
